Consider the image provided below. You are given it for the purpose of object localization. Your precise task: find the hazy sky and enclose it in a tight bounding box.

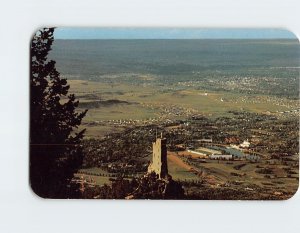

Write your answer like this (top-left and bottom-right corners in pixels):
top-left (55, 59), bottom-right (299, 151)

top-left (54, 28), bottom-right (297, 39)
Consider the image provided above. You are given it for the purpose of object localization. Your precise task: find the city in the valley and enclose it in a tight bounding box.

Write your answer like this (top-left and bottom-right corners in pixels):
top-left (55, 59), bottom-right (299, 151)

top-left (50, 38), bottom-right (299, 199)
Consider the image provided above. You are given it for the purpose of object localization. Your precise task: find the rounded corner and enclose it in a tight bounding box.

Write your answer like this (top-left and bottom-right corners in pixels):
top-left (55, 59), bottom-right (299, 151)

top-left (28, 181), bottom-right (48, 200)
top-left (284, 180), bottom-right (300, 201)
top-left (280, 28), bottom-right (300, 44)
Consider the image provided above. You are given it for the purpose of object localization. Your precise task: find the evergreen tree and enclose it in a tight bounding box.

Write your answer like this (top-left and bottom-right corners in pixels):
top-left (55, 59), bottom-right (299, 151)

top-left (30, 28), bottom-right (87, 198)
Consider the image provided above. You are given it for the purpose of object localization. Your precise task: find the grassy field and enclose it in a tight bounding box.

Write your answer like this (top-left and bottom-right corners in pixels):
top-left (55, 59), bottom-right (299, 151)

top-left (167, 150), bottom-right (298, 195)
top-left (167, 154), bottom-right (200, 182)
top-left (69, 80), bottom-right (292, 115)
top-left (74, 173), bottom-right (111, 186)
top-left (191, 158), bottom-right (298, 194)
top-left (75, 167), bottom-right (114, 186)
top-left (68, 79), bottom-right (295, 138)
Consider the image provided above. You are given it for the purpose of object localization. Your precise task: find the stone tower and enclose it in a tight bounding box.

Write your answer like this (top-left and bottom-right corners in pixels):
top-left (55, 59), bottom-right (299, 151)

top-left (148, 136), bottom-right (168, 179)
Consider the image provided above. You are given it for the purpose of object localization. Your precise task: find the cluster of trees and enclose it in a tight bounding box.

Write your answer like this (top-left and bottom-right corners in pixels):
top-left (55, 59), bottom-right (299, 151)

top-left (30, 28), bottom-right (87, 198)
top-left (82, 173), bottom-right (185, 199)
top-left (81, 127), bottom-right (155, 168)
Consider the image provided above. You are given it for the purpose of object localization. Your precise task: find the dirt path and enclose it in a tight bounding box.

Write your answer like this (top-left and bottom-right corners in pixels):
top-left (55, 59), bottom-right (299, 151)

top-left (168, 152), bottom-right (221, 185)
top-left (167, 152), bottom-right (194, 171)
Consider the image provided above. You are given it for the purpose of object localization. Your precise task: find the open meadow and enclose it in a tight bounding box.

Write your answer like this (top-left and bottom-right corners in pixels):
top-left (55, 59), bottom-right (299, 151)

top-left (68, 79), bottom-right (298, 138)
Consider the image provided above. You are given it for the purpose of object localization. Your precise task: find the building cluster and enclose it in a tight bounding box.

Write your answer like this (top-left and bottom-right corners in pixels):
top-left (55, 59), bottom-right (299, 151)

top-left (187, 147), bottom-right (233, 160)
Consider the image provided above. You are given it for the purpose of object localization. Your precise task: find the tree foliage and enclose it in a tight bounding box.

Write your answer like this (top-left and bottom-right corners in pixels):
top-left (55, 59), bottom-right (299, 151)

top-left (30, 28), bottom-right (87, 198)
top-left (82, 173), bottom-right (185, 199)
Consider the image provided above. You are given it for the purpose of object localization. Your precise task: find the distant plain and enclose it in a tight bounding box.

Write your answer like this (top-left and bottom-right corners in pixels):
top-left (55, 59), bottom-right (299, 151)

top-left (49, 39), bottom-right (299, 196)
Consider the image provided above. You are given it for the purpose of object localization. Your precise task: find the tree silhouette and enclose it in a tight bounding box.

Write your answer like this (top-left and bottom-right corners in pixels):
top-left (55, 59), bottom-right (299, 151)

top-left (30, 28), bottom-right (87, 198)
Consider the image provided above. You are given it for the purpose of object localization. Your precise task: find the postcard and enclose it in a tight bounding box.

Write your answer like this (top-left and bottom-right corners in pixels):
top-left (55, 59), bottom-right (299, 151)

top-left (30, 27), bottom-right (299, 199)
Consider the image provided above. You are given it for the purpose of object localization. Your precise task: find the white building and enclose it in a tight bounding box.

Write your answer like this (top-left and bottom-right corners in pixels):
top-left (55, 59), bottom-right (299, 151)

top-left (209, 154), bottom-right (233, 160)
top-left (240, 140), bottom-right (250, 148)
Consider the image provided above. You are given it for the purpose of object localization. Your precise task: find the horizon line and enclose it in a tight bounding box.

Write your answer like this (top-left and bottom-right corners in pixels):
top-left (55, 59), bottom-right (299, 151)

top-left (53, 28), bottom-right (298, 40)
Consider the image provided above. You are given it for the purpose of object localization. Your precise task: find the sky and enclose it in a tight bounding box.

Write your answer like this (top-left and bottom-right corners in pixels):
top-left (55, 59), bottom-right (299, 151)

top-left (53, 28), bottom-right (297, 39)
